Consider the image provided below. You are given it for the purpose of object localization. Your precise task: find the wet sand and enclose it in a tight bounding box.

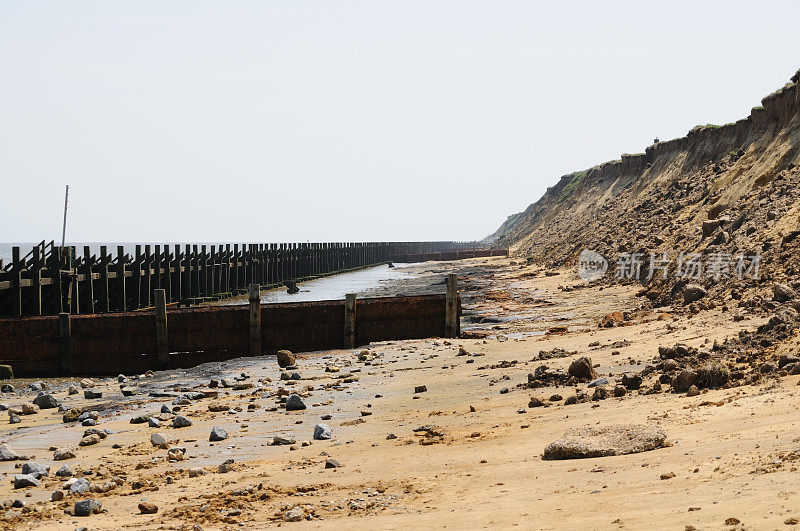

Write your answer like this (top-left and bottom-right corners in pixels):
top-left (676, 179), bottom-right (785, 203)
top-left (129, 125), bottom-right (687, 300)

top-left (1, 256), bottom-right (799, 529)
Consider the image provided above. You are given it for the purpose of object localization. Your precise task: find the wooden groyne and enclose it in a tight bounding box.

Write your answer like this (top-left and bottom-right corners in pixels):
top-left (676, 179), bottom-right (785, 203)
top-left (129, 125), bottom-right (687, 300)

top-left (0, 282), bottom-right (461, 377)
top-left (0, 240), bottom-right (495, 317)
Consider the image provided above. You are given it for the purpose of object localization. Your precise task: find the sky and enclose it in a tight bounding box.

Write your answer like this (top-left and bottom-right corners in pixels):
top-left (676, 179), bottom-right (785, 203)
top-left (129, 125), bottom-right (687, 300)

top-left (1, 1), bottom-right (799, 244)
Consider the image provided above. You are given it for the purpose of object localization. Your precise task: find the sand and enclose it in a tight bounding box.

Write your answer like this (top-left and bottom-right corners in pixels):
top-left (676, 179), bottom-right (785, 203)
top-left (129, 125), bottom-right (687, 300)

top-left (0, 256), bottom-right (798, 530)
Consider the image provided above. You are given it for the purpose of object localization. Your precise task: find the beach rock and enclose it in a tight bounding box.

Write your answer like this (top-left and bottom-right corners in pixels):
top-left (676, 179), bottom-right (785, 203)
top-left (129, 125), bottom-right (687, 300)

top-left (55, 464), bottom-right (73, 477)
top-left (121, 387), bottom-right (136, 397)
top-left (13, 474), bottom-right (40, 488)
top-left (53, 447), bottom-right (76, 461)
top-left (172, 415), bottom-right (192, 428)
top-left (285, 394), bottom-right (306, 411)
top-left (613, 385), bottom-right (627, 397)
top-left (272, 435), bottom-right (296, 446)
top-left (148, 417), bottom-right (161, 428)
top-left (167, 447), bottom-right (186, 461)
top-left (160, 405), bottom-right (172, 414)
top-left (80, 379), bottom-right (95, 389)
top-left (683, 284), bottom-right (707, 304)
top-left (130, 414), bottom-right (151, 424)
top-left (83, 427), bottom-right (107, 439)
top-left (68, 385), bottom-right (78, 395)
top-left (209, 427), bottom-right (228, 442)
top-left (528, 397), bottom-right (545, 407)
top-left (686, 385), bottom-right (701, 397)
top-left (568, 357), bottom-right (597, 381)
top-left (1, 384), bottom-right (14, 393)
top-left (150, 433), bottom-right (169, 448)
top-left (70, 478), bottom-right (91, 494)
top-left (325, 459), bottom-right (341, 468)
top-left (622, 373), bottom-right (642, 391)
top-left (138, 502), bottom-right (158, 514)
top-left (588, 378), bottom-right (609, 388)
top-left (592, 387), bottom-right (609, 401)
top-left (672, 369), bottom-right (699, 393)
top-left (542, 424), bottom-right (667, 460)
top-left (0, 365), bottom-right (13, 380)
top-left (0, 444), bottom-right (20, 461)
top-left (188, 468), bottom-right (206, 478)
top-left (219, 459), bottom-right (235, 473)
top-left (313, 423), bottom-right (331, 440)
top-left (284, 506), bottom-right (305, 522)
top-left (83, 390), bottom-right (102, 399)
top-left (74, 499), bottom-right (101, 516)
top-left (21, 462), bottom-right (49, 479)
top-left (79, 434), bottom-right (101, 446)
top-left (62, 408), bottom-right (81, 423)
top-left (277, 350), bottom-right (296, 368)
top-left (9, 413), bottom-right (21, 424)
top-left (51, 490), bottom-right (65, 502)
top-left (414, 385), bottom-right (428, 394)
top-left (20, 402), bottom-right (39, 415)
top-left (33, 392), bottom-right (60, 409)
top-left (81, 419), bottom-right (96, 426)
top-left (774, 283), bottom-right (797, 302)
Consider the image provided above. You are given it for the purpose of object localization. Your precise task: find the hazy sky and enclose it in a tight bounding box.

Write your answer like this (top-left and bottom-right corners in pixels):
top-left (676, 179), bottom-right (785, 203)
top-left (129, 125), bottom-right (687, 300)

top-left (2, 1), bottom-right (799, 244)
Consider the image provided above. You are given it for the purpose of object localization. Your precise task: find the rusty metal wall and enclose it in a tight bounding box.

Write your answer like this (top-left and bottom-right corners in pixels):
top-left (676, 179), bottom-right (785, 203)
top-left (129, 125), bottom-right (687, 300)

top-left (0, 293), bottom-right (453, 376)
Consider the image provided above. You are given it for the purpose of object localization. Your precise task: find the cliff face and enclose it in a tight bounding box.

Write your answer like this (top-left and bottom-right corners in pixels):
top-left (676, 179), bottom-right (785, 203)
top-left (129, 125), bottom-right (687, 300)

top-left (496, 70), bottom-right (800, 269)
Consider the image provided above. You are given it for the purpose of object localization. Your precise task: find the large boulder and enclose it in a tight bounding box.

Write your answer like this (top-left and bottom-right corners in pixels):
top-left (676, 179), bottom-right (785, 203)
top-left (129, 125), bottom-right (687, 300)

top-left (567, 357), bottom-right (597, 381)
top-left (542, 424), bottom-right (667, 460)
top-left (0, 365), bottom-right (13, 380)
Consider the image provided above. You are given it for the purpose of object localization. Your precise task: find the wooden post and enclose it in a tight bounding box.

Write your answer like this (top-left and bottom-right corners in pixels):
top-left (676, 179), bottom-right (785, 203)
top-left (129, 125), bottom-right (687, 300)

top-left (154, 289), bottom-right (169, 368)
top-left (116, 246), bottom-right (126, 311)
top-left (58, 312), bottom-right (72, 375)
top-left (445, 273), bottom-right (459, 338)
top-left (249, 284), bottom-right (261, 357)
top-left (344, 292), bottom-right (356, 348)
top-left (11, 247), bottom-right (22, 316)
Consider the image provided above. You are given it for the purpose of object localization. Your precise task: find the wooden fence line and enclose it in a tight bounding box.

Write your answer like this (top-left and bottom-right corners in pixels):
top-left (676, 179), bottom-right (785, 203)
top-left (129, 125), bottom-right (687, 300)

top-left (0, 241), bottom-right (485, 317)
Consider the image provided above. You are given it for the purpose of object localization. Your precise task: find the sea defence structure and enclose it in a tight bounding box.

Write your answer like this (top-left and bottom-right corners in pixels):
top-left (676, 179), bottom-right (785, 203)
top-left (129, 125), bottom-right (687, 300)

top-left (0, 240), bottom-right (504, 317)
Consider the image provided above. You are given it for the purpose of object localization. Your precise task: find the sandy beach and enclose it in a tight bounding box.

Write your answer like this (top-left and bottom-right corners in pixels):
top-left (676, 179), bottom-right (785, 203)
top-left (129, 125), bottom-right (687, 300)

top-left (0, 256), bottom-right (796, 529)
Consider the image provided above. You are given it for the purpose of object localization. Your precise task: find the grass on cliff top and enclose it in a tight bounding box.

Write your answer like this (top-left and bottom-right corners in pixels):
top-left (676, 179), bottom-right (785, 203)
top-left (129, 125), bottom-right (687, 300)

top-left (558, 170), bottom-right (589, 202)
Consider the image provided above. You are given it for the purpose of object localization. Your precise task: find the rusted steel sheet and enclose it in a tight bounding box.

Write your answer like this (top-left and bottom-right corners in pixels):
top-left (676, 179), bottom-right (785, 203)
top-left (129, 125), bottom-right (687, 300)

top-left (0, 293), bottom-right (456, 376)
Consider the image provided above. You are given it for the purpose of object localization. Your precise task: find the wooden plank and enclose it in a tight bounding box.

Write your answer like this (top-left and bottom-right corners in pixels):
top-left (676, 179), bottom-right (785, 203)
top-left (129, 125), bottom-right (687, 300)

top-left (344, 292), bottom-right (356, 348)
top-left (249, 284), bottom-right (261, 357)
top-left (445, 273), bottom-right (459, 338)
top-left (58, 312), bottom-right (72, 375)
top-left (155, 289), bottom-right (169, 368)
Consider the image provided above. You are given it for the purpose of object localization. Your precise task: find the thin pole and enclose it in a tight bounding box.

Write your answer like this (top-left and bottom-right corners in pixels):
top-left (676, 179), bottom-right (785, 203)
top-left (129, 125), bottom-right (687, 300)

top-left (61, 184), bottom-right (69, 248)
